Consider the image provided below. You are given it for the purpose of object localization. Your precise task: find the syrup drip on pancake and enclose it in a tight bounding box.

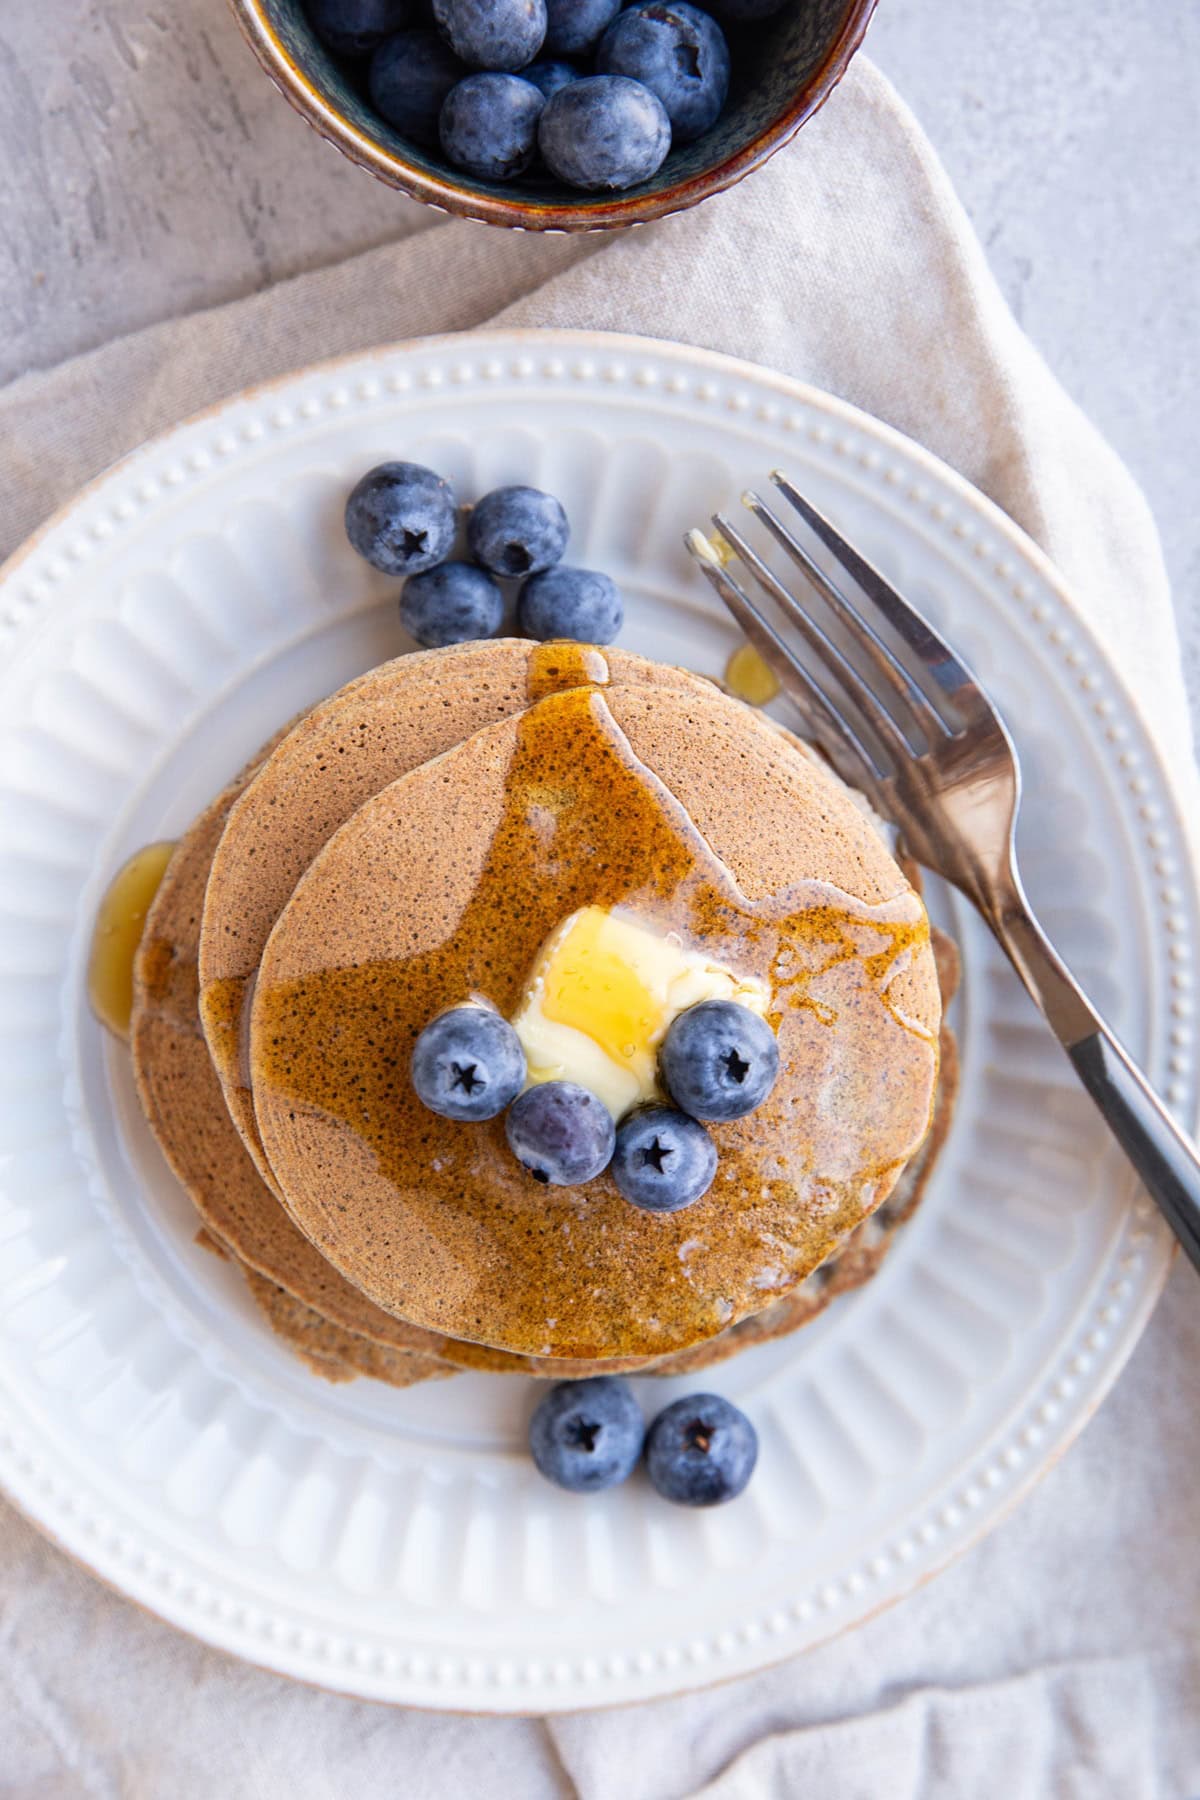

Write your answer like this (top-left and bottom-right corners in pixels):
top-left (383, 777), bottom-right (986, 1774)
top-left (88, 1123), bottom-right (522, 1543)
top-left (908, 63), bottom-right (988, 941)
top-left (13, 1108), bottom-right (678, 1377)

top-left (527, 641), bottom-right (612, 700)
top-left (200, 976), bottom-right (253, 1100)
top-left (252, 662), bottom-right (938, 1361)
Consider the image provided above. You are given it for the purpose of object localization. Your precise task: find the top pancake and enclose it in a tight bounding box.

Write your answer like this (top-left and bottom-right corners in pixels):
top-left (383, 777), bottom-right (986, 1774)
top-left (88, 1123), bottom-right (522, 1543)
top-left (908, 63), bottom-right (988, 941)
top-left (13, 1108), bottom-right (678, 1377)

top-left (198, 641), bottom-right (723, 1184)
top-left (250, 679), bottom-right (941, 1362)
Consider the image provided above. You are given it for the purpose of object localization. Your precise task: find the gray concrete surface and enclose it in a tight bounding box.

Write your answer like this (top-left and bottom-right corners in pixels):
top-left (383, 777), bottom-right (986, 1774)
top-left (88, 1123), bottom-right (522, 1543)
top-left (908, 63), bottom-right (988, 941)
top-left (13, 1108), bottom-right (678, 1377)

top-left (1, 1), bottom-right (1196, 722)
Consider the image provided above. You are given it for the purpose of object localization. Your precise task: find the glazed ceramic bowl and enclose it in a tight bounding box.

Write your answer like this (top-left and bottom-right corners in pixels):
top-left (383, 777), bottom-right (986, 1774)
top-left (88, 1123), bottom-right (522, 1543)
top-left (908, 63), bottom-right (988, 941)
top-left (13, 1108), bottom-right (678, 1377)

top-left (229, 0), bottom-right (877, 232)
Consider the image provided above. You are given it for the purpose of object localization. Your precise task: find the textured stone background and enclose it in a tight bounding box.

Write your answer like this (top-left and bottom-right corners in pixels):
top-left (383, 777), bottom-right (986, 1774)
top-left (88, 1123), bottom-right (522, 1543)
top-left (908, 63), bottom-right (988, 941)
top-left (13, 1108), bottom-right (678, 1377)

top-left (1, 0), bottom-right (1196, 725)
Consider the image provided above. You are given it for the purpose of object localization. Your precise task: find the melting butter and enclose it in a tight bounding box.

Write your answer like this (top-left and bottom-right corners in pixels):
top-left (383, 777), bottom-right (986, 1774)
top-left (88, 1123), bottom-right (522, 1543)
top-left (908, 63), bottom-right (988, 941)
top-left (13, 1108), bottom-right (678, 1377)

top-left (512, 905), bottom-right (769, 1120)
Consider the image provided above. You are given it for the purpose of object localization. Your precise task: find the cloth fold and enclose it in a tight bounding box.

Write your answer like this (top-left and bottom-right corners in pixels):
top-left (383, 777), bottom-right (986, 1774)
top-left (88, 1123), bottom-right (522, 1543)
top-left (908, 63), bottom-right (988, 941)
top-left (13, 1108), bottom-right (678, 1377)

top-left (2, 56), bottom-right (1197, 1800)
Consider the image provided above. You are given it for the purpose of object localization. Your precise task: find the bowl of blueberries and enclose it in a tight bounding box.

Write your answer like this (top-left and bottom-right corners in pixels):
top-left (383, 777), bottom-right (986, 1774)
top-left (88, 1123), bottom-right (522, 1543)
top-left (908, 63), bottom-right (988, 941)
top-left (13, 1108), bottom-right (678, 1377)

top-left (230, 0), bottom-right (877, 230)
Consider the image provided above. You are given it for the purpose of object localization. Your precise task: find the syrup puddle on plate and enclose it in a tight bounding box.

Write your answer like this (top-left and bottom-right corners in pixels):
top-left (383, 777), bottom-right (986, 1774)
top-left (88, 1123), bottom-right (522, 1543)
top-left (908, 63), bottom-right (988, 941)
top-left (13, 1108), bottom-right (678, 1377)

top-left (88, 842), bottom-right (175, 1039)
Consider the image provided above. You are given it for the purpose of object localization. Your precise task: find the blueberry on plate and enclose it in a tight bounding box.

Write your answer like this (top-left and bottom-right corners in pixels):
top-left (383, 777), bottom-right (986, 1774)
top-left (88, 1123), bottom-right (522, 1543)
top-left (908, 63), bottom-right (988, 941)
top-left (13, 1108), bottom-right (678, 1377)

top-left (538, 75), bottom-right (671, 192)
top-left (597, 2), bottom-right (730, 144)
top-left (611, 1106), bottom-right (716, 1213)
top-left (529, 1377), bottom-right (645, 1493)
top-left (411, 1005), bottom-right (526, 1120)
top-left (521, 58), bottom-right (581, 100)
top-left (659, 999), bottom-right (779, 1122)
top-left (506, 1081), bottom-right (615, 1185)
top-left (400, 561), bottom-right (504, 647)
top-left (345, 461), bottom-right (457, 575)
top-left (542, 0), bottom-right (621, 57)
top-left (440, 73), bottom-right (544, 179)
top-left (306, 0), bottom-right (415, 57)
top-left (645, 1393), bottom-right (758, 1505)
top-left (517, 565), bottom-right (623, 643)
top-left (369, 30), bottom-right (466, 146)
top-left (468, 484), bottom-right (569, 577)
top-left (432, 0), bottom-right (546, 71)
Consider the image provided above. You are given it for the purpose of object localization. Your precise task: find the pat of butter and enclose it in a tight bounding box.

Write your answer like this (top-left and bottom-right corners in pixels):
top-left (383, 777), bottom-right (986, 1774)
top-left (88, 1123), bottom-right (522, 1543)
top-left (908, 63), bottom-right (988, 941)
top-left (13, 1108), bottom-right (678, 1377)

top-left (512, 906), bottom-right (770, 1121)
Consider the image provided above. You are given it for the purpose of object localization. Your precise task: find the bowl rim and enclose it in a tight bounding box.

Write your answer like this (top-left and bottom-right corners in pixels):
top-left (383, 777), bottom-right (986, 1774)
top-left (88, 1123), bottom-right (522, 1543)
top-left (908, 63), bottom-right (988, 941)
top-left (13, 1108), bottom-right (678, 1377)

top-left (227, 0), bottom-right (879, 232)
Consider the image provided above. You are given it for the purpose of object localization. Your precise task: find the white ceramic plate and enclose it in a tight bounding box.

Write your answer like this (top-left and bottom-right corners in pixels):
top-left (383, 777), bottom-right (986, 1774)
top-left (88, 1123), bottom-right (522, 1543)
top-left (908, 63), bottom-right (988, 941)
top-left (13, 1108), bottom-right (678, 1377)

top-left (0, 331), bottom-right (1194, 1713)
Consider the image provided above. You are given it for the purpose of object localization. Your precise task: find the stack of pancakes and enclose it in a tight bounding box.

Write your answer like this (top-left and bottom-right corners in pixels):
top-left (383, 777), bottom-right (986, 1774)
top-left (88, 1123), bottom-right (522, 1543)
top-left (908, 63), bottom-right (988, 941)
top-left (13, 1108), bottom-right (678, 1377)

top-left (131, 641), bottom-right (958, 1387)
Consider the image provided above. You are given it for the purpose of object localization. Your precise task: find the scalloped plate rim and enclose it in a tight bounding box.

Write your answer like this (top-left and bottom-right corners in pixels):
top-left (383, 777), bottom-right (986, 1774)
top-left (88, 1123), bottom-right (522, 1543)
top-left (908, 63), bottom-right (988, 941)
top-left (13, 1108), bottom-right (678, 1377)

top-left (0, 328), bottom-right (1194, 1712)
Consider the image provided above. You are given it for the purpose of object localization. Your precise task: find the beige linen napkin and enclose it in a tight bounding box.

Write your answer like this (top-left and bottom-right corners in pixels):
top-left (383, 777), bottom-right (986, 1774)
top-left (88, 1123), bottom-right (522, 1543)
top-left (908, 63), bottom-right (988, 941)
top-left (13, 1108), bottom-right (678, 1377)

top-left (2, 58), bottom-right (1198, 1800)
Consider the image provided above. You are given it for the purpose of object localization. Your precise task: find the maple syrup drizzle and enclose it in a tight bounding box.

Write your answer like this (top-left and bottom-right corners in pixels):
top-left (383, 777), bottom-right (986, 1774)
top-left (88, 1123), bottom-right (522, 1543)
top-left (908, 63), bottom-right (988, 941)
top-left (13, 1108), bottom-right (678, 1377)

top-left (253, 667), bottom-right (938, 1360)
top-left (198, 648), bottom-right (616, 1096)
top-left (88, 842), bottom-right (176, 1039)
top-left (526, 640), bottom-right (611, 700)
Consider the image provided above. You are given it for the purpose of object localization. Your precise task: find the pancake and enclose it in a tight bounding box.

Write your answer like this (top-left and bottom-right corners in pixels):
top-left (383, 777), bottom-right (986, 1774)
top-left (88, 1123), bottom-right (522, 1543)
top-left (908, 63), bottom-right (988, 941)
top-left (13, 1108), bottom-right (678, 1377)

top-left (199, 641), bottom-right (723, 1187)
top-left (251, 680), bottom-right (941, 1362)
top-left (130, 756), bottom-right (454, 1365)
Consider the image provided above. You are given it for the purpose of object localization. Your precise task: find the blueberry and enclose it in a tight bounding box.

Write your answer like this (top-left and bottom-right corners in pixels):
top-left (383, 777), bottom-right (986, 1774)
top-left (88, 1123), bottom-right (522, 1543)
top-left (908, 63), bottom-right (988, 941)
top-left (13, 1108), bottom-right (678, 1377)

top-left (611, 1106), bottom-right (716, 1212)
top-left (506, 1081), bottom-right (615, 1186)
top-left (644, 1394), bottom-right (758, 1506)
top-left (345, 461), bottom-right (457, 575)
top-left (659, 1000), bottom-right (779, 1122)
top-left (529, 1377), bottom-right (644, 1493)
top-left (597, 3), bottom-right (729, 144)
top-left (543, 0), bottom-right (621, 56)
top-left (538, 75), bottom-right (671, 192)
top-left (522, 58), bottom-right (580, 100)
top-left (468, 485), bottom-right (568, 577)
top-left (517, 566), bottom-right (623, 644)
top-left (400, 561), bottom-right (503, 646)
top-left (703, 0), bottom-right (789, 16)
top-left (369, 30), bottom-right (466, 146)
top-left (432, 0), bottom-right (546, 70)
top-left (306, 0), bottom-right (415, 56)
top-left (411, 1005), bottom-right (526, 1120)
top-left (440, 73), bottom-right (544, 178)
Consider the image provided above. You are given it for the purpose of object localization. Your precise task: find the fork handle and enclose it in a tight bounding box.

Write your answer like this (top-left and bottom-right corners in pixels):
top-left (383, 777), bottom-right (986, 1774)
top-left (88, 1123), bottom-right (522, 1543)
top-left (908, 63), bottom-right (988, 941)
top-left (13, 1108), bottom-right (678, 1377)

top-left (993, 899), bottom-right (1200, 1275)
top-left (1067, 1030), bottom-right (1200, 1272)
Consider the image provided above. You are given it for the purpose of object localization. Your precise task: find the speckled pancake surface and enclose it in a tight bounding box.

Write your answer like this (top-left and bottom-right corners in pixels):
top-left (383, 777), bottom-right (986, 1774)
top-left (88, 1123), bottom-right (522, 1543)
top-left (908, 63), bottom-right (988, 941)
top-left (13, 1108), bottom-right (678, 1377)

top-left (199, 641), bottom-right (723, 1186)
top-left (130, 754), bottom-right (454, 1367)
top-left (252, 682), bottom-right (942, 1362)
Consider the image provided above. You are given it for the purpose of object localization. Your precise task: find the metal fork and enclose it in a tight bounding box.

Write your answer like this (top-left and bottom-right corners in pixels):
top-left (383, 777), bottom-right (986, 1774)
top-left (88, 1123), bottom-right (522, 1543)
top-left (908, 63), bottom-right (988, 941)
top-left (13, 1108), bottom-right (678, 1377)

top-left (686, 472), bottom-right (1200, 1273)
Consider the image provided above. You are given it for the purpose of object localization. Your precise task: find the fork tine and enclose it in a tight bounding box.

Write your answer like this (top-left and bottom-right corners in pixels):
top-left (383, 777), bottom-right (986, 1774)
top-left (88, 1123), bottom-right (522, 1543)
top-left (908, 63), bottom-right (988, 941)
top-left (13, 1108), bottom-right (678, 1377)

top-left (684, 530), bottom-right (889, 791)
top-left (741, 488), bottom-right (945, 743)
top-left (712, 513), bottom-right (912, 767)
top-left (770, 471), bottom-right (978, 710)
